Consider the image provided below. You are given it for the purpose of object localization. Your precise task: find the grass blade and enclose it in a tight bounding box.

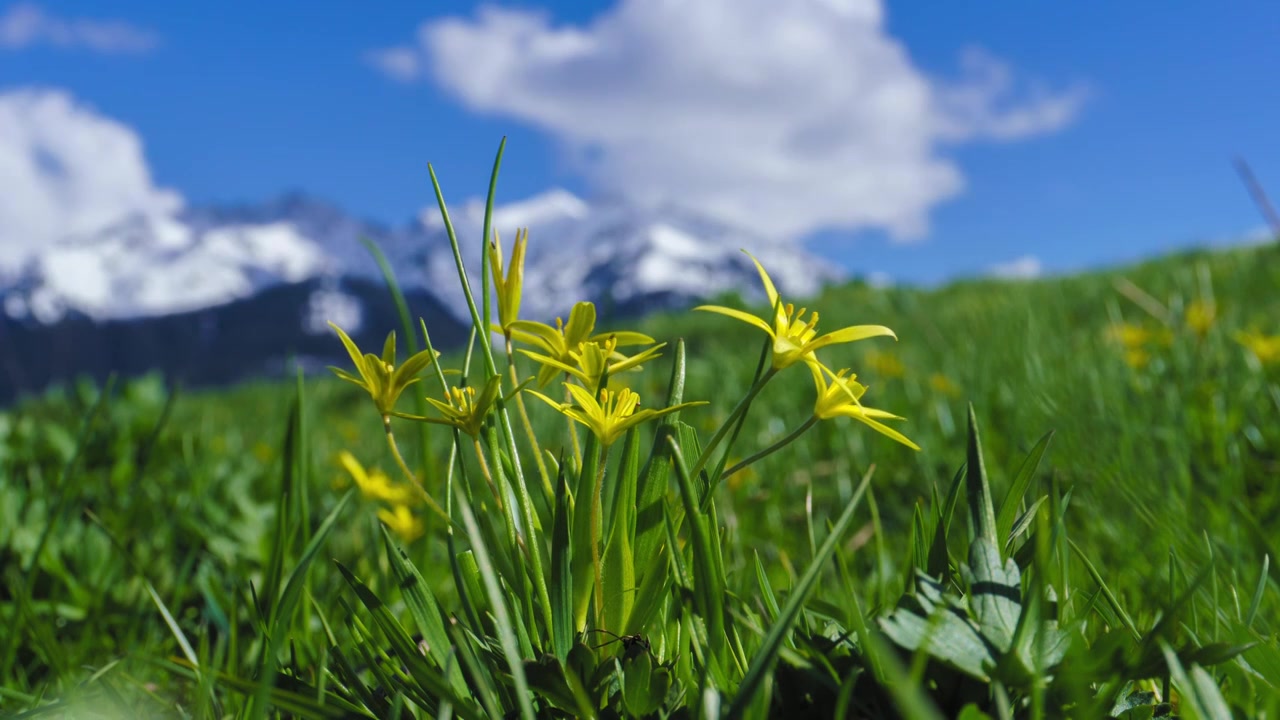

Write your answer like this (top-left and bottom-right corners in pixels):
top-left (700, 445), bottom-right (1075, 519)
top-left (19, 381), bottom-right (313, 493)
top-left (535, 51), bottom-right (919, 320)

top-left (726, 469), bottom-right (874, 719)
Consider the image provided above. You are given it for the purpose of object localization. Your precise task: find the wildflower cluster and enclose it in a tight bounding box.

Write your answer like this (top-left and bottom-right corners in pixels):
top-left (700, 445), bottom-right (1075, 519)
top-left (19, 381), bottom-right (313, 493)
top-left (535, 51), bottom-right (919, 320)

top-left (696, 251), bottom-right (920, 453)
top-left (325, 173), bottom-right (918, 680)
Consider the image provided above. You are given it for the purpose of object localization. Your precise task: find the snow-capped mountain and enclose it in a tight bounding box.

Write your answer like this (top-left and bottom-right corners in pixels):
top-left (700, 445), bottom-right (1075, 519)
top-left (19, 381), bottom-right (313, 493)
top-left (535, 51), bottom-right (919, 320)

top-left (0, 188), bottom-right (843, 402)
top-left (2, 188), bottom-right (842, 329)
top-left (418, 190), bottom-right (844, 323)
top-left (2, 211), bottom-right (330, 324)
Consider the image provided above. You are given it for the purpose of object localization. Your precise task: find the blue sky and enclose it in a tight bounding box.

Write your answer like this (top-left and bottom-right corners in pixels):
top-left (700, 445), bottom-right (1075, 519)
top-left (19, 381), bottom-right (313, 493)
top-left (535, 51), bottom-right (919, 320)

top-left (1, 0), bottom-right (1277, 285)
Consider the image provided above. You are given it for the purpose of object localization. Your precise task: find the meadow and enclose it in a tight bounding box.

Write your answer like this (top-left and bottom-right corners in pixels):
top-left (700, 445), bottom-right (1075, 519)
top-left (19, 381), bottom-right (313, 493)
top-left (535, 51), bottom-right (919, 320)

top-left (3, 152), bottom-right (1280, 718)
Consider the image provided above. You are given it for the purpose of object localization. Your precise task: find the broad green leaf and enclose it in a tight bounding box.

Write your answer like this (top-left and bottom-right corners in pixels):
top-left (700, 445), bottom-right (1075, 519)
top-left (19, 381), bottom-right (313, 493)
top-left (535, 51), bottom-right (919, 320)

top-left (962, 537), bottom-right (1022, 653)
top-left (880, 572), bottom-right (998, 682)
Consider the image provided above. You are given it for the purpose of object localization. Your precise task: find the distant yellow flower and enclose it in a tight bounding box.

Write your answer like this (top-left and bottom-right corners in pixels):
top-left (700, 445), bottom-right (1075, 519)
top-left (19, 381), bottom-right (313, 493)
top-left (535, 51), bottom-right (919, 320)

top-left (724, 458), bottom-right (757, 492)
top-left (252, 441), bottom-right (274, 463)
top-left (1104, 321), bottom-right (1171, 369)
top-left (695, 250), bottom-right (896, 370)
top-left (810, 363), bottom-right (920, 450)
top-left (1123, 348), bottom-right (1152, 370)
top-left (520, 336), bottom-right (665, 392)
top-left (1105, 322), bottom-right (1150, 349)
top-left (1184, 300), bottom-right (1217, 338)
top-left (489, 227), bottom-right (528, 337)
top-left (328, 322), bottom-right (440, 421)
top-left (865, 349), bottom-right (906, 379)
top-left (508, 301), bottom-right (656, 387)
top-left (338, 450), bottom-right (419, 505)
top-left (928, 373), bottom-right (960, 398)
top-left (378, 504), bottom-right (425, 543)
top-left (1236, 329), bottom-right (1280, 366)
top-left (527, 383), bottom-right (707, 447)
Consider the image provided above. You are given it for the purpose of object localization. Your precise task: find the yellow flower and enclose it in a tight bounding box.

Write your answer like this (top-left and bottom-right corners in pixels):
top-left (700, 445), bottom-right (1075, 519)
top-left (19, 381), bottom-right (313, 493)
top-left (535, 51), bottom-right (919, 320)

top-left (489, 227), bottom-right (528, 337)
top-left (1184, 299), bottom-right (1216, 338)
top-left (1104, 321), bottom-right (1171, 369)
top-left (865, 349), bottom-right (906, 379)
top-left (810, 363), bottom-right (920, 451)
top-left (928, 373), bottom-right (960, 398)
top-left (1236, 329), bottom-right (1280, 366)
top-left (415, 375), bottom-right (505, 438)
top-left (519, 336), bottom-right (665, 392)
top-left (338, 450), bottom-right (420, 505)
top-left (328, 322), bottom-right (440, 421)
top-left (1123, 348), bottom-right (1151, 370)
top-left (378, 504), bottom-right (425, 543)
top-left (508, 301), bottom-right (656, 387)
top-left (527, 383), bottom-right (707, 447)
top-left (1105, 322), bottom-right (1150, 349)
top-left (695, 250), bottom-right (896, 370)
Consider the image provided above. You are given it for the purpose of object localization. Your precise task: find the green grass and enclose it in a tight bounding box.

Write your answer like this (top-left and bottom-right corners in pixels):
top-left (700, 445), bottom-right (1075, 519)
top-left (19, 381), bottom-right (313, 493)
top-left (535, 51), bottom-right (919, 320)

top-left (3, 150), bottom-right (1279, 718)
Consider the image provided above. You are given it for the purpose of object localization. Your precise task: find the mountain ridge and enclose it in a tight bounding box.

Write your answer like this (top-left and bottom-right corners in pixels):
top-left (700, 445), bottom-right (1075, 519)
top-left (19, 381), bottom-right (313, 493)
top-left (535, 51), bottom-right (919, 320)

top-left (0, 188), bottom-right (842, 402)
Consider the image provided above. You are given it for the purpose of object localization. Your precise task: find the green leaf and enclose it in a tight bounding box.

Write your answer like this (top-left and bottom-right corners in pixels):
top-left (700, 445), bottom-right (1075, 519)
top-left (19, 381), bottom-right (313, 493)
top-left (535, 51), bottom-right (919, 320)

top-left (335, 561), bottom-right (483, 719)
top-left (928, 464), bottom-right (966, 584)
top-left (633, 341), bottom-right (686, 577)
top-left (1246, 554), bottom-right (1270, 629)
top-left (668, 434), bottom-right (727, 682)
top-left (603, 426), bottom-right (642, 633)
top-left (962, 537), bottom-right (1022, 653)
top-left (622, 651), bottom-right (668, 717)
top-left (880, 572), bottom-right (998, 682)
top-left (602, 506), bottom-right (636, 634)
top-left (379, 525), bottom-right (469, 698)
top-left (550, 455), bottom-right (575, 661)
top-left (957, 704), bottom-right (995, 720)
top-left (995, 430), bottom-right (1053, 547)
top-left (726, 470), bottom-right (874, 719)
top-left (623, 541), bottom-right (670, 637)
top-left (452, 482), bottom-right (537, 720)
top-left (524, 655), bottom-right (593, 717)
top-left (1161, 642), bottom-right (1232, 720)
top-left (572, 431), bottom-right (603, 629)
top-left (964, 405), bottom-right (998, 550)
top-left (251, 487), bottom-right (354, 720)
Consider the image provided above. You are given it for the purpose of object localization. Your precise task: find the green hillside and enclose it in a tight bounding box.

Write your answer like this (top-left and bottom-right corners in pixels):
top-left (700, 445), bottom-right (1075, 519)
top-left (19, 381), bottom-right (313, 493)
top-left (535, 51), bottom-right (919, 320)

top-left (4, 232), bottom-right (1279, 717)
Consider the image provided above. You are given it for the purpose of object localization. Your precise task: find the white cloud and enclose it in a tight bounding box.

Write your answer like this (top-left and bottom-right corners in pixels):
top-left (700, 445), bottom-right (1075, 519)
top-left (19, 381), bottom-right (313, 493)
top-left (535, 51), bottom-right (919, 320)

top-left (987, 255), bottom-right (1042, 279)
top-left (0, 88), bottom-right (182, 274)
top-left (0, 3), bottom-right (157, 54)
top-left (371, 0), bottom-right (1087, 243)
top-left (365, 46), bottom-right (422, 82)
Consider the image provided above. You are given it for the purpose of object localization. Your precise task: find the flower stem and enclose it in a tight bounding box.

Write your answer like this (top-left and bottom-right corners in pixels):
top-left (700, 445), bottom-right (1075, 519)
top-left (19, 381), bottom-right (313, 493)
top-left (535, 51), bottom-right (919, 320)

top-left (720, 415), bottom-right (818, 481)
top-left (507, 341), bottom-right (553, 501)
top-left (384, 420), bottom-right (449, 523)
top-left (472, 436), bottom-right (504, 512)
top-left (688, 362), bottom-right (778, 487)
top-left (591, 446), bottom-right (610, 631)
